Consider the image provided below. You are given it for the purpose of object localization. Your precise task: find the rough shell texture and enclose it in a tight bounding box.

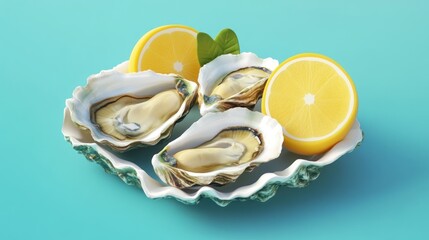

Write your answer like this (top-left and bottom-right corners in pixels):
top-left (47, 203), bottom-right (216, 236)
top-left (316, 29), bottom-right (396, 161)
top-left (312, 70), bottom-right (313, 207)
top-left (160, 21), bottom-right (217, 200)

top-left (62, 61), bottom-right (364, 207)
top-left (65, 63), bottom-right (197, 151)
top-left (198, 52), bottom-right (279, 115)
top-left (151, 108), bottom-right (284, 189)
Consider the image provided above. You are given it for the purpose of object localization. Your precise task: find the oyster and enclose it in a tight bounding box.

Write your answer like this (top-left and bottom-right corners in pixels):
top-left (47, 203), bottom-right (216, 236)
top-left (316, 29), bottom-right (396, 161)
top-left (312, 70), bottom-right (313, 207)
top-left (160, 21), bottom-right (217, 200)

top-left (198, 52), bottom-right (279, 115)
top-left (66, 69), bottom-right (197, 151)
top-left (152, 108), bottom-right (283, 188)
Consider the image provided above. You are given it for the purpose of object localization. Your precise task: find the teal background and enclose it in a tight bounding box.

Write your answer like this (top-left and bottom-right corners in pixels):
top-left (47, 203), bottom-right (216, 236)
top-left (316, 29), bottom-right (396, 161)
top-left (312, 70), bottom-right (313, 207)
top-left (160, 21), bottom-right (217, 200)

top-left (1, 0), bottom-right (428, 239)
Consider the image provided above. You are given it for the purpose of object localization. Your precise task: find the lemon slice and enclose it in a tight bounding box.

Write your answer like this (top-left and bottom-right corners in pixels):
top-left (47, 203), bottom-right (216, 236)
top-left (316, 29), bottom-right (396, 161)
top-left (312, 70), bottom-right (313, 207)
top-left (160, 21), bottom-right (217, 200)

top-left (262, 53), bottom-right (358, 155)
top-left (128, 25), bottom-right (200, 82)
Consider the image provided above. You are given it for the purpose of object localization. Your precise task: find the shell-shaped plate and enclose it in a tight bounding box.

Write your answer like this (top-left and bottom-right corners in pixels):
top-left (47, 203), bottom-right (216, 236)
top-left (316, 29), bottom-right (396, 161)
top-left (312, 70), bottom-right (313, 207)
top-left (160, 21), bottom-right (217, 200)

top-left (62, 61), bottom-right (363, 206)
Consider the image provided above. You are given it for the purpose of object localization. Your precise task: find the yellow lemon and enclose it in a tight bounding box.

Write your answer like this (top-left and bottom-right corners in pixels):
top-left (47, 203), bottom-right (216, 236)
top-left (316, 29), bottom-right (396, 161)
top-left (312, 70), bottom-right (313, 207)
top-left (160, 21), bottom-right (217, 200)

top-left (262, 53), bottom-right (358, 155)
top-left (128, 25), bottom-right (200, 82)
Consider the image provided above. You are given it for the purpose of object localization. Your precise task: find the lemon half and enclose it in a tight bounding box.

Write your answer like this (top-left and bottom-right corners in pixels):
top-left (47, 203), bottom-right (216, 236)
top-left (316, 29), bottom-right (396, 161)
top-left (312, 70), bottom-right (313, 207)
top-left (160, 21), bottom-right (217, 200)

top-left (128, 25), bottom-right (200, 82)
top-left (262, 53), bottom-right (358, 155)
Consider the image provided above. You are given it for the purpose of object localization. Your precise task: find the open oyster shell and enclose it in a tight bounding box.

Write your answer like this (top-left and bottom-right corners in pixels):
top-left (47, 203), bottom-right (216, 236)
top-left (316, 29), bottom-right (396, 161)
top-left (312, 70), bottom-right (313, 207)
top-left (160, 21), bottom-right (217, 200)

top-left (198, 52), bottom-right (279, 115)
top-left (151, 108), bottom-right (284, 189)
top-left (66, 66), bottom-right (197, 152)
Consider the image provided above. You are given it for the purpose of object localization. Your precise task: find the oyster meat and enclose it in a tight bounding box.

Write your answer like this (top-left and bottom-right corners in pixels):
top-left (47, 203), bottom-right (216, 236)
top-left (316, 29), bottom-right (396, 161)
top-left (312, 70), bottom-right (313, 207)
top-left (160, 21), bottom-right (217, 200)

top-left (152, 108), bottom-right (283, 189)
top-left (205, 67), bottom-right (271, 105)
top-left (198, 52), bottom-right (278, 115)
top-left (173, 127), bottom-right (263, 172)
top-left (66, 69), bottom-right (197, 151)
top-left (94, 89), bottom-right (183, 140)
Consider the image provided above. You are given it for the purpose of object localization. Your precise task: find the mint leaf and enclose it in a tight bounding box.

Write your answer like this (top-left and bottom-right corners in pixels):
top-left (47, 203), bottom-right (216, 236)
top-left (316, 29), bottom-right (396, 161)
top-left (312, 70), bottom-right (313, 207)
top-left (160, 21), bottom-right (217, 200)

top-left (197, 28), bottom-right (240, 66)
top-left (215, 28), bottom-right (240, 54)
top-left (197, 32), bottom-right (223, 66)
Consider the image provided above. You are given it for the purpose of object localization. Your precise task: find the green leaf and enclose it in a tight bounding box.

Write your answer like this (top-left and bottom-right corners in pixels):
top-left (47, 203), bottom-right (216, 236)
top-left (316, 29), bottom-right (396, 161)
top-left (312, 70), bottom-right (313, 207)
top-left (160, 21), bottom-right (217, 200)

top-left (197, 28), bottom-right (241, 66)
top-left (197, 32), bottom-right (223, 66)
top-left (215, 28), bottom-right (240, 54)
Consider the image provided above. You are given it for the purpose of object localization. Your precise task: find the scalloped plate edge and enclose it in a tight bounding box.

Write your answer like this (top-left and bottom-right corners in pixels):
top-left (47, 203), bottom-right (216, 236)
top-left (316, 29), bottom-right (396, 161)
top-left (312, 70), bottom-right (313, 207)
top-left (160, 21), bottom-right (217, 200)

top-left (62, 105), bottom-right (363, 206)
